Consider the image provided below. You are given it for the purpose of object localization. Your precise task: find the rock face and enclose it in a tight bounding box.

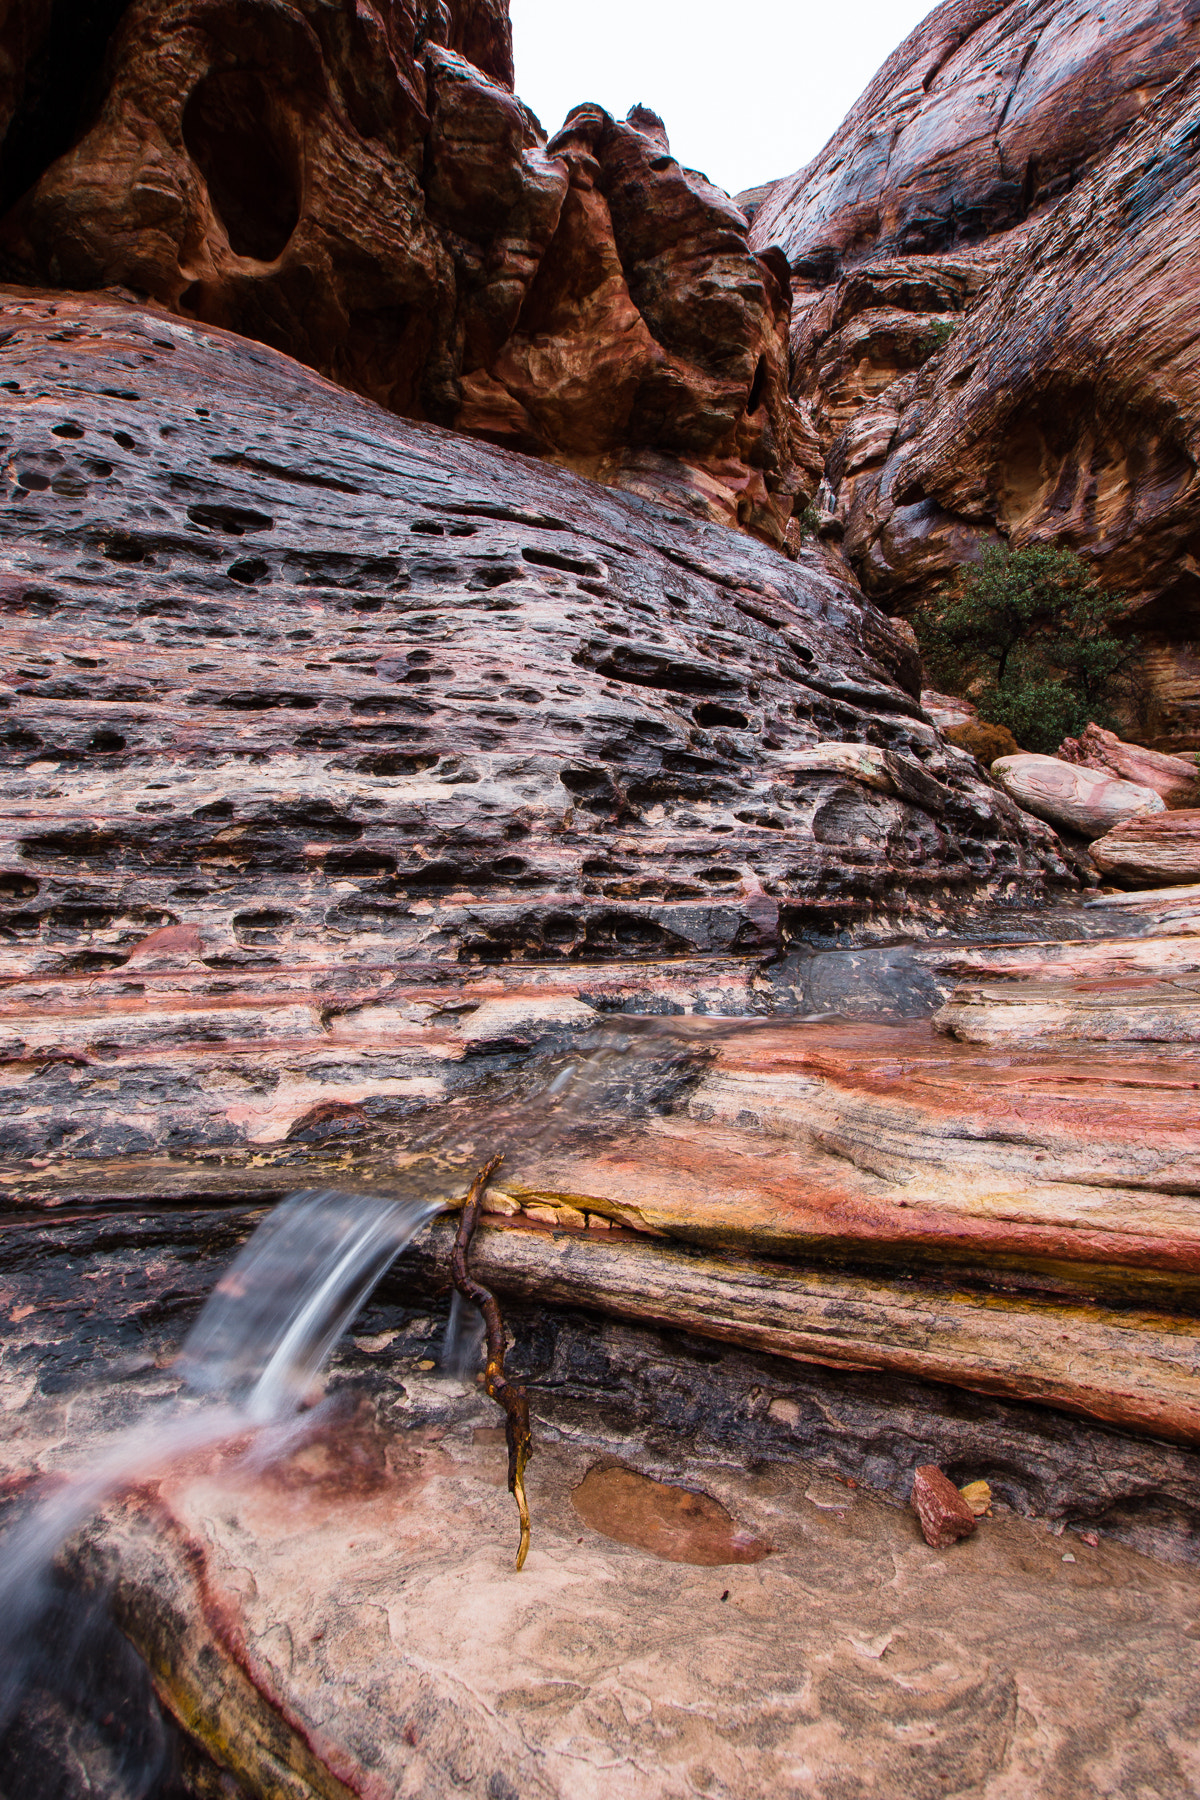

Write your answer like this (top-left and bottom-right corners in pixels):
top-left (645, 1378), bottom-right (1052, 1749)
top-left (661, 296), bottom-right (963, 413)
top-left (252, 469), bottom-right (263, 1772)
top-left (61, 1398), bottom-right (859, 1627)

top-left (991, 754), bottom-right (1165, 840)
top-left (1091, 811), bottom-right (1200, 887)
top-left (749, 0), bottom-right (1200, 279)
top-left (0, 285), bottom-right (1063, 996)
top-left (1059, 723), bottom-right (1200, 809)
top-left (746, 2), bottom-right (1200, 751)
top-left (0, 0), bottom-right (814, 544)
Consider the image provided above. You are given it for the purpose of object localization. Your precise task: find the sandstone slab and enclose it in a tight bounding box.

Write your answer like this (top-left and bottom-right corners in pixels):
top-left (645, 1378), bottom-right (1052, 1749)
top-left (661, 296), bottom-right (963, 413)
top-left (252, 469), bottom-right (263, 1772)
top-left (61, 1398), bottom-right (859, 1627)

top-left (991, 754), bottom-right (1164, 839)
top-left (1059, 724), bottom-right (1200, 809)
top-left (933, 973), bottom-right (1200, 1048)
top-left (1091, 811), bottom-right (1200, 887)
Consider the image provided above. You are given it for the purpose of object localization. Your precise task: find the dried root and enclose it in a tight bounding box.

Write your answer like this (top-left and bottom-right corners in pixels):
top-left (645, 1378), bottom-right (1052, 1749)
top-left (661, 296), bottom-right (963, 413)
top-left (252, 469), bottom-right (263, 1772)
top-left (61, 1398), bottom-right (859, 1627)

top-left (451, 1154), bottom-right (533, 1570)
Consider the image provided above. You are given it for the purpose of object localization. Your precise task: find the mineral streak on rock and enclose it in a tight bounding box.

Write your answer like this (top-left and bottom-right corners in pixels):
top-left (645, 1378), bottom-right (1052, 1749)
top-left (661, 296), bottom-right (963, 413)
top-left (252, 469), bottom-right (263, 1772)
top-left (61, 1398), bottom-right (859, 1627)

top-left (911, 1464), bottom-right (978, 1549)
top-left (0, 0), bottom-right (813, 544)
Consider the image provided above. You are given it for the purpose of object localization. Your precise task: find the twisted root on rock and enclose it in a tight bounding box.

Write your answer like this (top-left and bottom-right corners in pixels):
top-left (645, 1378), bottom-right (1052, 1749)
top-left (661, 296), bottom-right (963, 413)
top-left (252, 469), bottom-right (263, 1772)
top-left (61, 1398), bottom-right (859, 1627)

top-left (451, 1154), bottom-right (533, 1570)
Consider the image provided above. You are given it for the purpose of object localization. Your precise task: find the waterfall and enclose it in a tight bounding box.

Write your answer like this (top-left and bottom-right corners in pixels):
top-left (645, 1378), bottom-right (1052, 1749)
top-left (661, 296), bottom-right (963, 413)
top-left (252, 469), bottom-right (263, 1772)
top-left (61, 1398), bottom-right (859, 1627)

top-left (0, 1188), bottom-right (441, 1789)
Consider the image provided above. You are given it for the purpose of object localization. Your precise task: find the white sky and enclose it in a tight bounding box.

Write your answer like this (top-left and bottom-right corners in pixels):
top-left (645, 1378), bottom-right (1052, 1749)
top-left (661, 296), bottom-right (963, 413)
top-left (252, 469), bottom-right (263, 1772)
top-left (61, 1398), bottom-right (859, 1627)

top-left (509, 0), bottom-right (939, 200)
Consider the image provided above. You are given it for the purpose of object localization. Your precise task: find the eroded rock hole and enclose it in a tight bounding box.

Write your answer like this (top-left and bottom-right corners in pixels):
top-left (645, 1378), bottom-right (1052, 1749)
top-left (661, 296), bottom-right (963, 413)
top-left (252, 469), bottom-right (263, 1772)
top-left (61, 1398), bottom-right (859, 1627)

top-left (747, 355), bottom-right (768, 414)
top-left (182, 70), bottom-right (300, 262)
top-left (694, 702), bottom-right (749, 729)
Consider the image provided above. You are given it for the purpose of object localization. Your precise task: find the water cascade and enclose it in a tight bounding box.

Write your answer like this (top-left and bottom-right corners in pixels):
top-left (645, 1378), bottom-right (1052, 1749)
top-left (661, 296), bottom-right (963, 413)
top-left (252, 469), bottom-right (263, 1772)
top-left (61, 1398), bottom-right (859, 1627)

top-left (0, 1188), bottom-right (442, 1793)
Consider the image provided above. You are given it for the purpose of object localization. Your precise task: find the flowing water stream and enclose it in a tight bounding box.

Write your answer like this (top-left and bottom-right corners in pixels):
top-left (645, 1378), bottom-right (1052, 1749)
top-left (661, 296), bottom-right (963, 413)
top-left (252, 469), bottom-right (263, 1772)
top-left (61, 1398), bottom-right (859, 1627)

top-left (0, 1186), bottom-right (443, 1795)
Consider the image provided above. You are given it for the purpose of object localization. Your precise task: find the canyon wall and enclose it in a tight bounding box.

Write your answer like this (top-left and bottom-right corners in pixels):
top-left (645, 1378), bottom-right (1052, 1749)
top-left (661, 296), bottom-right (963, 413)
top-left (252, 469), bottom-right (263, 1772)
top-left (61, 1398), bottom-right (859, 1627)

top-left (748, 0), bottom-right (1200, 749)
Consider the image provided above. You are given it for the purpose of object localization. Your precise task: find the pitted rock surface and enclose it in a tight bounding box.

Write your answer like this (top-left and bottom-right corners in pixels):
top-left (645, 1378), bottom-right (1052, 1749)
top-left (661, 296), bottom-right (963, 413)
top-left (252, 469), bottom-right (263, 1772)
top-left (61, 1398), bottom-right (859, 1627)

top-left (0, 285), bottom-right (1064, 993)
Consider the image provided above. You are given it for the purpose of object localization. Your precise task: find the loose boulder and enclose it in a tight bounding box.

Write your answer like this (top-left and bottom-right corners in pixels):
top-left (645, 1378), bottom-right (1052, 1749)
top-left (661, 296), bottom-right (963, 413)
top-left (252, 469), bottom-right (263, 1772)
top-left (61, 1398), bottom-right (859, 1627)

top-left (1059, 724), bottom-right (1200, 810)
top-left (911, 1466), bottom-right (978, 1549)
top-left (992, 754), bottom-right (1165, 840)
top-left (1090, 811), bottom-right (1200, 887)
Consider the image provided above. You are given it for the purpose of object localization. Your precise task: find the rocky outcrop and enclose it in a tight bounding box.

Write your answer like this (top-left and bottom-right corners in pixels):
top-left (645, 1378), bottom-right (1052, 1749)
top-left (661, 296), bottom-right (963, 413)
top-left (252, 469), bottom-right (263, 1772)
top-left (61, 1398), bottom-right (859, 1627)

top-left (0, 1), bottom-right (814, 546)
top-left (824, 69), bottom-right (1200, 750)
top-left (0, 286), bottom-right (1063, 1000)
top-left (1059, 723), bottom-right (1200, 808)
top-left (7, 289), bottom-right (1200, 1423)
top-left (749, 0), bottom-right (1200, 278)
top-left (747, 0), bottom-right (1200, 463)
top-left (744, 2), bottom-right (1200, 750)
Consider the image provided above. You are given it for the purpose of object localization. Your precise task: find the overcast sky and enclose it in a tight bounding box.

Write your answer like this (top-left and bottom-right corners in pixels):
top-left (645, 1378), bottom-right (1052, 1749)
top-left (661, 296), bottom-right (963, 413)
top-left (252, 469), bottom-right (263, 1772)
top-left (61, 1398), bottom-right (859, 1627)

top-left (509, 0), bottom-right (938, 200)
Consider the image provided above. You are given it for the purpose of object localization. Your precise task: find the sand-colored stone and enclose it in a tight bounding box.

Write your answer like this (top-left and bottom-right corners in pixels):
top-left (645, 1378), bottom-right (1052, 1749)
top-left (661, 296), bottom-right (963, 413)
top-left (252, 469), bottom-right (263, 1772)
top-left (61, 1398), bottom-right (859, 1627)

top-left (1091, 811), bottom-right (1200, 887)
top-left (991, 754), bottom-right (1164, 839)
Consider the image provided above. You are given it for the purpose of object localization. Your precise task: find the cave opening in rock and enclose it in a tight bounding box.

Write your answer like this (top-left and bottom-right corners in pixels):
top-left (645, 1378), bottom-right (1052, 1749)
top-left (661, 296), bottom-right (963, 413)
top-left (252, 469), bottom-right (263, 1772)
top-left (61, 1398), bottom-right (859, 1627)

top-left (182, 69), bottom-right (300, 262)
top-left (0, 0), bottom-right (136, 216)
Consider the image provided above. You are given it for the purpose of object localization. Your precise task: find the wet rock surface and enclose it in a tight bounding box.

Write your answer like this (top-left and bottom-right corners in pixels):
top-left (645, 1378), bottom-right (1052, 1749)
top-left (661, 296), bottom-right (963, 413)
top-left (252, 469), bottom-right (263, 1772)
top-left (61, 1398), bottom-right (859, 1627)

top-left (4, 1260), bottom-right (1200, 1798)
top-left (0, 2), bottom-right (811, 542)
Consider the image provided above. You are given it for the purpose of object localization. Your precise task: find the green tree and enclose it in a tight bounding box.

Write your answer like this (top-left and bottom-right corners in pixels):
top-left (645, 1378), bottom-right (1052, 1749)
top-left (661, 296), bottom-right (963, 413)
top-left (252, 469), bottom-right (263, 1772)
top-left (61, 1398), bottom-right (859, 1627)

top-left (913, 543), bottom-right (1138, 756)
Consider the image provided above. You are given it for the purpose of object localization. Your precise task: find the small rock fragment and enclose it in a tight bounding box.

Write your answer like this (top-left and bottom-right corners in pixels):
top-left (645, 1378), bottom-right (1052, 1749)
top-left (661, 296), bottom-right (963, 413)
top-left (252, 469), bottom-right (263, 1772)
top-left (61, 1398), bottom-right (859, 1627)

top-left (481, 1189), bottom-right (523, 1217)
top-left (911, 1465), bottom-right (978, 1548)
top-left (959, 1479), bottom-right (993, 1516)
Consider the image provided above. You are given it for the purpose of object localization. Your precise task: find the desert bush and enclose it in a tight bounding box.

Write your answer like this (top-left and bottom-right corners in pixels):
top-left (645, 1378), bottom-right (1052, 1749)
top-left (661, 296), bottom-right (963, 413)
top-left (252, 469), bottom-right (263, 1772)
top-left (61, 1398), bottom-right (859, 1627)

top-left (913, 543), bottom-right (1139, 756)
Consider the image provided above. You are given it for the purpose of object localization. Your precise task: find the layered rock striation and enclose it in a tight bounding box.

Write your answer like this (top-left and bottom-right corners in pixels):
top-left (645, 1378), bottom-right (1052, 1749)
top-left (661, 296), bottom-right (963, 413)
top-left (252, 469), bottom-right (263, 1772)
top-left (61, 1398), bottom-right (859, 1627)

top-left (0, 0), bottom-right (814, 544)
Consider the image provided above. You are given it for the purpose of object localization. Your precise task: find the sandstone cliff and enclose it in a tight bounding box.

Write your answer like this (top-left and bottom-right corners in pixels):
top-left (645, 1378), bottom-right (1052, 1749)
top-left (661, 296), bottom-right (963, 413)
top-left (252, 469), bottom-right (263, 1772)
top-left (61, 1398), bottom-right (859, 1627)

top-left (0, 0), bottom-right (815, 545)
top-left (747, 0), bottom-right (1200, 751)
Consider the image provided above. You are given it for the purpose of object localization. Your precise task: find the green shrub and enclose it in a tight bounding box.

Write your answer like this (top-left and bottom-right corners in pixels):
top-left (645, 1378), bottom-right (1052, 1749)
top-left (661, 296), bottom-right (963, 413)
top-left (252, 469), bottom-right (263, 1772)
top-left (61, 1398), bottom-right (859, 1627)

top-left (913, 543), bottom-right (1139, 757)
top-left (923, 319), bottom-right (956, 354)
top-left (795, 500), bottom-right (822, 540)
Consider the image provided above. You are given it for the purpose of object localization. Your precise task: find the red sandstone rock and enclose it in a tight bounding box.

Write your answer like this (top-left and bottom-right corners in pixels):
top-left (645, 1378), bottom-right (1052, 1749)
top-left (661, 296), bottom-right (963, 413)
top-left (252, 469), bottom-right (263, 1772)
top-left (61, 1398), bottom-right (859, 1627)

top-left (0, 4), bottom-right (812, 546)
top-left (1091, 812), bottom-right (1200, 887)
top-left (749, 0), bottom-right (1200, 285)
top-left (826, 68), bottom-right (1200, 753)
top-left (1059, 725), bottom-right (1200, 811)
top-left (911, 1465), bottom-right (978, 1549)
